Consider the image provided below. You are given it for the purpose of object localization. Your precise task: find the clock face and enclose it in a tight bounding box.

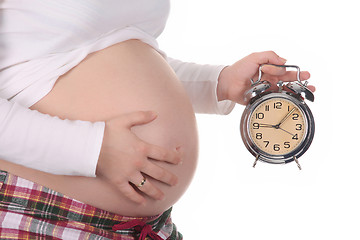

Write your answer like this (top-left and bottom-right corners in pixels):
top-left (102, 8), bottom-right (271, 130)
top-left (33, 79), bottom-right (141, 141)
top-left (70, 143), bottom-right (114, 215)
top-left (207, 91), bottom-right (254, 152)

top-left (248, 97), bottom-right (307, 156)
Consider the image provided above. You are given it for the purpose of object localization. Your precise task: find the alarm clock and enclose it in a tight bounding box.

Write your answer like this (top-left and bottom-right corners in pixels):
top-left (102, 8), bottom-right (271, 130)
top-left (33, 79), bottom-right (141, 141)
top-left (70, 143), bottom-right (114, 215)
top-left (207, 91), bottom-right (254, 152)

top-left (240, 64), bottom-right (315, 169)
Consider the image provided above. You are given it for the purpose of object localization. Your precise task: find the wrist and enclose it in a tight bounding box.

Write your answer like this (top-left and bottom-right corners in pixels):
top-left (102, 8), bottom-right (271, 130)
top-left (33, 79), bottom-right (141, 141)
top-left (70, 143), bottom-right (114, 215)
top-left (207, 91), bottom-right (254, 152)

top-left (217, 66), bottom-right (230, 101)
top-left (96, 121), bottom-right (111, 176)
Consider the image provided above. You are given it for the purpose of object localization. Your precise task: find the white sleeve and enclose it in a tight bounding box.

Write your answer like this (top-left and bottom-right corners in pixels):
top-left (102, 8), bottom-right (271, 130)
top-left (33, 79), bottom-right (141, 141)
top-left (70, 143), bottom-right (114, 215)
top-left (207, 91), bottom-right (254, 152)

top-left (0, 98), bottom-right (104, 177)
top-left (167, 57), bottom-right (235, 115)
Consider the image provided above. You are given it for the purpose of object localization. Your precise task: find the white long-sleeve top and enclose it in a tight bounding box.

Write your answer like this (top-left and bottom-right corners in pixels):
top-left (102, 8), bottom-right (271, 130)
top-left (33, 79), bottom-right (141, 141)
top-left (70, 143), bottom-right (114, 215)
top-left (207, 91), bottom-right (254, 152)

top-left (0, 0), bottom-right (235, 177)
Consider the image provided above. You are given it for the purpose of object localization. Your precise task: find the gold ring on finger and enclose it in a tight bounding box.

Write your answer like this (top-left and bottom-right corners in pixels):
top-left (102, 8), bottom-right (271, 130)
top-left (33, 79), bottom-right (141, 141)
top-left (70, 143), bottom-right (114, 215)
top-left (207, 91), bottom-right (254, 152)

top-left (137, 177), bottom-right (147, 188)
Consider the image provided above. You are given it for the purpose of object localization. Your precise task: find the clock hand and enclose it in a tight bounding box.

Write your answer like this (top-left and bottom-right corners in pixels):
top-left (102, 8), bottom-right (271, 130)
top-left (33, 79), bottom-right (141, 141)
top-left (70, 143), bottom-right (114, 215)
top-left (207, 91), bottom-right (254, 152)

top-left (258, 123), bottom-right (295, 136)
top-left (277, 107), bottom-right (296, 127)
top-left (258, 123), bottom-right (276, 128)
top-left (278, 127), bottom-right (295, 136)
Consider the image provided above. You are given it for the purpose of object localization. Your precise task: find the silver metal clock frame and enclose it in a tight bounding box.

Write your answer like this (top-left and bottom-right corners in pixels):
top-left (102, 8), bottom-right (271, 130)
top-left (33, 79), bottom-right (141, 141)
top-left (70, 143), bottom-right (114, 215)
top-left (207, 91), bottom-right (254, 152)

top-left (240, 91), bottom-right (315, 167)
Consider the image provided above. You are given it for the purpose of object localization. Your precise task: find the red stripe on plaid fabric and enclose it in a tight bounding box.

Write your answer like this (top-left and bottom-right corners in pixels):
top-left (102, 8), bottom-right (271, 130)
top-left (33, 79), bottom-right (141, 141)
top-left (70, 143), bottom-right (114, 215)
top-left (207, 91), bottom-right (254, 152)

top-left (0, 170), bottom-right (179, 239)
top-left (0, 229), bottom-right (62, 240)
top-left (0, 172), bottom-right (160, 226)
top-left (0, 208), bottom-right (116, 239)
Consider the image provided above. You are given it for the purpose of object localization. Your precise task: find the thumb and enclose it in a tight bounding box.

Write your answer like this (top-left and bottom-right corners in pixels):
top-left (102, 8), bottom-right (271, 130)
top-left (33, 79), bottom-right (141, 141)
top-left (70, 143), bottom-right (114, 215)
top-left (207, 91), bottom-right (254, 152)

top-left (250, 51), bottom-right (287, 65)
top-left (250, 51), bottom-right (287, 75)
top-left (124, 111), bottom-right (158, 128)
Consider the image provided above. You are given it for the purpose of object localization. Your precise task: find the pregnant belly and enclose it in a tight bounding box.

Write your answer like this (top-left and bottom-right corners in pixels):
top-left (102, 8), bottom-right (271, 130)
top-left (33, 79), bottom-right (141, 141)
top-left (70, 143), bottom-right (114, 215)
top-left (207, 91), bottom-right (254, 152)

top-left (5, 40), bottom-right (199, 217)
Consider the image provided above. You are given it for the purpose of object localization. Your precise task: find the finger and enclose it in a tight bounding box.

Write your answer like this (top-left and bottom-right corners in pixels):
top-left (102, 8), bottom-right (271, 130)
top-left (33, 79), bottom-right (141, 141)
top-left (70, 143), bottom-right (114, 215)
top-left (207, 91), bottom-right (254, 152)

top-left (142, 162), bottom-right (178, 186)
top-left (130, 174), bottom-right (165, 201)
top-left (279, 71), bottom-right (310, 81)
top-left (300, 71), bottom-right (311, 81)
top-left (281, 71), bottom-right (311, 82)
top-left (261, 64), bottom-right (287, 76)
top-left (117, 181), bottom-right (146, 204)
top-left (307, 85), bottom-right (316, 92)
top-left (263, 71), bottom-right (311, 82)
top-left (124, 111), bottom-right (157, 128)
top-left (146, 144), bottom-right (182, 165)
top-left (248, 51), bottom-right (287, 65)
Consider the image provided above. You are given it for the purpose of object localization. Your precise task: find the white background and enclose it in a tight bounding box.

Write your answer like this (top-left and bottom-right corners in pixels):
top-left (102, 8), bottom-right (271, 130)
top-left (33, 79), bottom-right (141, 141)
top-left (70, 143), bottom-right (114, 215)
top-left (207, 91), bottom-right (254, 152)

top-left (158, 0), bottom-right (359, 239)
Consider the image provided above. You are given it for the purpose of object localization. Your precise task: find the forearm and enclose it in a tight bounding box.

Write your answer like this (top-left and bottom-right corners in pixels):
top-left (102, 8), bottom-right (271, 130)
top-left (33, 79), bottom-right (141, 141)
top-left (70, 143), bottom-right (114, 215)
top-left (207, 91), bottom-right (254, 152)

top-left (167, 57), bottom-right (235, 115)
top-left (0, 98), bottom-right (104, 177)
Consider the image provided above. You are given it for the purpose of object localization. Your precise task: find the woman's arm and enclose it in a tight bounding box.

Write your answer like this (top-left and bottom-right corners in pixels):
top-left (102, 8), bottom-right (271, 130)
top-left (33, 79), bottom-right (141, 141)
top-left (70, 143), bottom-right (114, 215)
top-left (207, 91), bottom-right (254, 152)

top-left (216, 51), bottom-right (314, 105)
top-left (167, 57), bottom-right (235, 115)
top-left (0, 98), bottom-right (181, 203)
top-left (0, 98), bottom-right (104, 177)
top-left (168, 51), bottom-right (314, 110)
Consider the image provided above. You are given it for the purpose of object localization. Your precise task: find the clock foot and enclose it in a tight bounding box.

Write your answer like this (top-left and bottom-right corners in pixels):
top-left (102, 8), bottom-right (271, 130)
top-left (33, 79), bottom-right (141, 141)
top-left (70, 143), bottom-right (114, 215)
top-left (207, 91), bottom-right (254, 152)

top-left (253, 155), bottom-right (259, 168)
top-left (294, 156), bottom-right (302, 170)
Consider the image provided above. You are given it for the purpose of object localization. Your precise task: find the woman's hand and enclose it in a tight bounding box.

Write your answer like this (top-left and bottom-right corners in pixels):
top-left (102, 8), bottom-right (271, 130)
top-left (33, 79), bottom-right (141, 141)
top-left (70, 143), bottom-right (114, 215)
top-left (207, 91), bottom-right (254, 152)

top-left (96, 111), bottom-right (182, 205)
top-left (217, 51), bottom-right (315, 105)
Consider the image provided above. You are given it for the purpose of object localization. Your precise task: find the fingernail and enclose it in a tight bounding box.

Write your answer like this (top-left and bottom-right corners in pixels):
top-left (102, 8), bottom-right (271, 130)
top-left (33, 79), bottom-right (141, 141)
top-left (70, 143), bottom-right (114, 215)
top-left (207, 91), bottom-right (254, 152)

top-left (173, 178), bottom-right (179, 186)
top-left (176, 154), bottom-right (183, 165)
top-left (151, 111), bottom-right (158, 118)
top-left (158, 193), bottom-right (165, 201)
top-left (175, 147), bottom-right (183, 165)
top-left (178, 156), bottom-right (183, 165)
top-left (279, 57), bottom-right (287, 63)
top-left (140, 199), bottom-right (146, 206)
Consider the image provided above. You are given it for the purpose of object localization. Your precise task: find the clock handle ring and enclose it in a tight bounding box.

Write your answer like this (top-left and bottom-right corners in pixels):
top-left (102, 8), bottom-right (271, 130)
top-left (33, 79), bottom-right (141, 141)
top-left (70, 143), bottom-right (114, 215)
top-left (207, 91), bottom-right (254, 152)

top-left (253, 64), bottom-right (301, 85)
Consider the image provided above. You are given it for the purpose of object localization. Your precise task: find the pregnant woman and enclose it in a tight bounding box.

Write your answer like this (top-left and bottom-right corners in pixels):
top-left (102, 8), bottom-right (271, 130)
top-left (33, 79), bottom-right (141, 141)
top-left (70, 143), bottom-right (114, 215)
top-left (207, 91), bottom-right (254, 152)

top-left (0, 1), bottom-right (313, 239)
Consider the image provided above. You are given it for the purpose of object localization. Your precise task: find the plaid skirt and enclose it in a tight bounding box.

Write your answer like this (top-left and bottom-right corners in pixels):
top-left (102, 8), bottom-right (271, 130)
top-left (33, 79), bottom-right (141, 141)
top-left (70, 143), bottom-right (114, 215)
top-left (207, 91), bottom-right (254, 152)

top-left (0, 170), bottom-right (182, 240)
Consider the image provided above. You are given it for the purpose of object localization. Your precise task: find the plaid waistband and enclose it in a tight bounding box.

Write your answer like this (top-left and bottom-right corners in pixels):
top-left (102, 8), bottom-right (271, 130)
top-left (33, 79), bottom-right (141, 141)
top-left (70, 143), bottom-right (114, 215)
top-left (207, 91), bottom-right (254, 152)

top-left (0, 170), bottom-right (182, 240)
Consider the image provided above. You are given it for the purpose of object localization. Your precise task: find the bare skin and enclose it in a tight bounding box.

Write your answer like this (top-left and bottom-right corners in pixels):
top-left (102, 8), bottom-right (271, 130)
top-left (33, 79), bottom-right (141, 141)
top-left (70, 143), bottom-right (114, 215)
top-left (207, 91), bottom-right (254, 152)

top-left (217, 51), bottom-right (314, 105)
top-left (1, 40), bottom-right (199, 216)
top-left (0, 42), bottom-right (314, 217)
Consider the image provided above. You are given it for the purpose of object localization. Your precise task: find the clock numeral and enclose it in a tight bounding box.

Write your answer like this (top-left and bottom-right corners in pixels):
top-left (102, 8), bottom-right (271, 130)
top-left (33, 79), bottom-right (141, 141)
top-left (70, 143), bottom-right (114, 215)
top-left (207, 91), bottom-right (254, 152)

top-left (274, 102), bottom-right (282, 109)
top-left (292, 113), bottom-right (299, 120)
top-left (292, 134), bottom-right (299, 140)
top-left (284, 142), bottom-right (290, 149)
top-left (288, 105), bottom-right (291, 111)
top-left (295, 124), bottom-right (302, 131)
top-left (263, 141), bottom-right (269, 148)
top-left (273, 144), bottom-right (280, 151)
top-left (256, 133), bottom-right (262, 139)
top-left (255, 113), bottom-right (264, 119)
top-left (265, 105), bottom-right (270, 111)
top-left (253, 123), bottom-right (259, 129)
